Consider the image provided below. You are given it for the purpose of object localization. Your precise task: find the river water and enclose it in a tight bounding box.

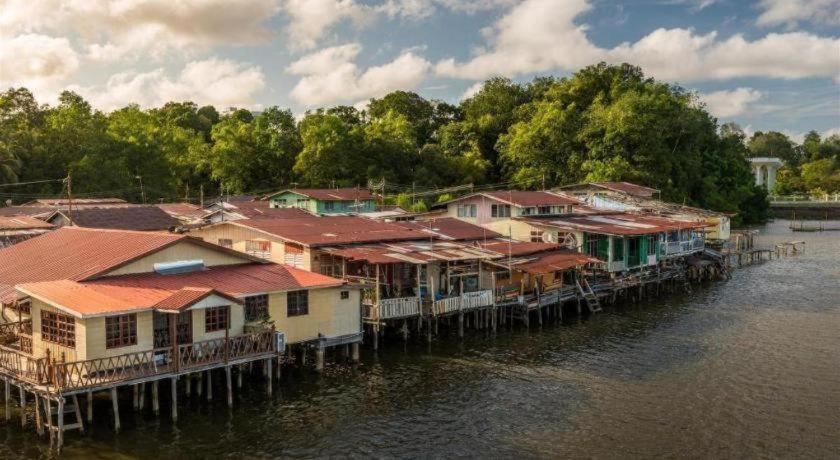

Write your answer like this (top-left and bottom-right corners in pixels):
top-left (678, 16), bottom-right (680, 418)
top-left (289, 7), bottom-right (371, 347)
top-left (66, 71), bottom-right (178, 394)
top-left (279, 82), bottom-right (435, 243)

top-left (2, 220), bottom-right (839, 459)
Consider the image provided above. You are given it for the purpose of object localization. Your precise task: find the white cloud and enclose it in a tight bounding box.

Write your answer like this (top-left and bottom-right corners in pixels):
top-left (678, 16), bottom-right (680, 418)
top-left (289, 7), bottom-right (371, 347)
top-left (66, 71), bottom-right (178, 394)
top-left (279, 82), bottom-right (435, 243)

top-left (436, 0), bottom-right (840, 83)
top-left (0, 34), bottom-right (80, 100)
top-left (460, 81), bottom-right (485, 100)
top-left (70, 58), bottom-right (265, 111)
top-left (282, 0), bottom-right (373, 51)
top-left (700, 87), bottom-right (763, 118)
top-left (1, 0), bottom-right (281, 62)
top-left (756, 0), bottom-right (840, 27)
top-left (288, 43), bottom-right (431, 106)
top-left (377, 0), bottom-right (515, 19)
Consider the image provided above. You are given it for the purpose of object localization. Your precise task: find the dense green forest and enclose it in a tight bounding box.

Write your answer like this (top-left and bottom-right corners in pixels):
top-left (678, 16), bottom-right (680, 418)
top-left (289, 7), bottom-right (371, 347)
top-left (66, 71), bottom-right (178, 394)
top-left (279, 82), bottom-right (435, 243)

top-left (4, 63), bottom-right (830, 224)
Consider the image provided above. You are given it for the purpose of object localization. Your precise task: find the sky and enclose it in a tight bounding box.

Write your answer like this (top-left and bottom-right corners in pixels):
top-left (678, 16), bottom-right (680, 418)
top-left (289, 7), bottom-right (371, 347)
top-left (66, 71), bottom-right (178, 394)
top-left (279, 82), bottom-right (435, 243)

top-left (1, 0), bottom-right (839, 141)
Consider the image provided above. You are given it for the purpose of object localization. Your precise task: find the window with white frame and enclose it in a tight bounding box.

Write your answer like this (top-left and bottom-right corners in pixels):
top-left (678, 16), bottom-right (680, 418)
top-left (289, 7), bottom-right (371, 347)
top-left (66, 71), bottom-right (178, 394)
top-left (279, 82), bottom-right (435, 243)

top-left (457, 204), bottom-right (477, 218)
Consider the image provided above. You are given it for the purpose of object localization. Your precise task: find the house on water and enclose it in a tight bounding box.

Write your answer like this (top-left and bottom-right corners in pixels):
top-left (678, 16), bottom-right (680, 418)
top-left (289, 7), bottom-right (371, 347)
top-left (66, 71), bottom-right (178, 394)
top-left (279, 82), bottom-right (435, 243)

top-left (266, 188), bottom-right (377, 215)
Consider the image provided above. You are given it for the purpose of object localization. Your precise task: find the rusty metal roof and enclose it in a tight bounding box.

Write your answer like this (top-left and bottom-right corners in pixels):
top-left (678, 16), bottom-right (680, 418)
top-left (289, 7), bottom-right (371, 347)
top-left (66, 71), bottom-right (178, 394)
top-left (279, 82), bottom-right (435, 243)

top-left (319, 241), bottom-right (502, 265)
top-left (0, 216), bottom-right (54, 231)
top-left (396, 218), bottom-right (502, 241)
top-left (227, 216), bottom-right (428, 247)
top-left (52, 206), bottom-right (181, 231)
top-left (479, 239), bottom-right (561, 257)
top-left (518, 212), bottom-right (707, 236)
top-left (271, 188), bottom-right (375, 201)
top-left (441, 190), bottom-right (580, 207)
top-left (500, 250), bottom-right (601, 275)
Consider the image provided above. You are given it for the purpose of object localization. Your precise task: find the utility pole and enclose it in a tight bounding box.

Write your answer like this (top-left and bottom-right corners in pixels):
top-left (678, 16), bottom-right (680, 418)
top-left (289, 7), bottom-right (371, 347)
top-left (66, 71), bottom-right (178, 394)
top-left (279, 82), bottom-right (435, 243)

top-left (136, 175), bottom-right (146, 204)
top-left (64, 173), bottom-right (74, 226)
top-left (200, 184), bottom-right (204, 208)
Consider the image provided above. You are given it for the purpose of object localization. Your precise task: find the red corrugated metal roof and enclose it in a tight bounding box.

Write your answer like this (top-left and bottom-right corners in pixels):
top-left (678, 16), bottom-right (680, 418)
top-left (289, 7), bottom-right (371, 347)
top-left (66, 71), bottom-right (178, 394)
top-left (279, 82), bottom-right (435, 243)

top-left (153, 287), bottom-right (243, 312)
top-left (54, 206), bottom-right (181, 231)
top-left (592, 182), bottom-right (659, 197)
top-left (22, 198), bottom-right (127, 207)
top-left (512, 251), bottom-right (600, 274)
top-left (481, 191), bottom-right (580, 207)
top-left (320, 241), bottom-right (501, 264)
top-left (396, 218), bottom-right (502, 241)
top-left (479, 240), bottom-right (560, 257)
top-left (229, 216), bottom-right (427, 246)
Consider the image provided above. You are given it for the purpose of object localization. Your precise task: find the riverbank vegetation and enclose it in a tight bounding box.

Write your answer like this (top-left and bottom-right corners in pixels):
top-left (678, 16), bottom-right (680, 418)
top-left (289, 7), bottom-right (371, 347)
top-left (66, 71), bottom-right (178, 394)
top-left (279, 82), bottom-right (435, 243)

top-left (0, 63), bottom-right (783, 224)
top-left (745, 130), bottom-right (840, 196)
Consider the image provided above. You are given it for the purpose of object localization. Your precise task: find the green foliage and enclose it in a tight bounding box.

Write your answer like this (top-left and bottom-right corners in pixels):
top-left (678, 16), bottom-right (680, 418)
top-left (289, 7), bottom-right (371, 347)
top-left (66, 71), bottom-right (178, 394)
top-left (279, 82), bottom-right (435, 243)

top-left (800, 158), bottom-right (840, 193)
top-left (747, 131), bottom-right (802, 166)
top-left (394, 193), bottom-right (413, 210)
top-left (408, 201), bottom-right (428, 213)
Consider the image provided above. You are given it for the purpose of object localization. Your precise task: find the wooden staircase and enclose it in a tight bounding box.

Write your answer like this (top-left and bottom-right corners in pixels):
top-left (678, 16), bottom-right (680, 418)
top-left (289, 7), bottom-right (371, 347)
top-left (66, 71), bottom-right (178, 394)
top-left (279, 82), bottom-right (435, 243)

top-left (576, 278), bottom-right (602, 313)
top-left (40, 394), bottom-right (84, 447)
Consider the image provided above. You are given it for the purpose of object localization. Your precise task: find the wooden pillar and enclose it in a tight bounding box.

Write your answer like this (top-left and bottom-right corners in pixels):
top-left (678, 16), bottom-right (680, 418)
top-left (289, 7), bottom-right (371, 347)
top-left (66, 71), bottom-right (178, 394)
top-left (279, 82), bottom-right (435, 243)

top-left (315, 347), bottom-right (325, 372)
top-left (34, 394), bottom-right (43, 436)
top-left (237, 365), bottom-right (244, 389)
top-left (56, 397), bottom-right (64, 450)
top-left (205, 371), bottom-right (212, 401)
top-left (458, 312), bottom-right (464, 338)
top-left (351, 342), bottom-right (360, 362)
top-left (111, 387), bottom-right (120, 433)
top-left (133, 384), bottom-right (139, 410)
top-left (197, 372), bottom-right (203, 398)
top-left (185, 374), bottom-right (192, 397)
top-left (86, 391), bottom-right (93, 424)
top-left (139, 382), bottom-right (146, 409)
top-left (275, 356), bottom-right (283, 380)
top-left (19, 385), bottom-right (25, 427)
top-left (266, 359), bottom-right (273, 396)
top-left (372, 325), bottom-right (379, 351)
top-left (152, 380), bottom-right (160, 415)
top-left (171, 377), bottom-right (178, 422)
top-left (4, 377), bottom-right (9, 421)
top-left (71, 394), bottom-right (83, 434)
top-left (426, 317), bottom-right (432, 343)
top-left (45, 397), bottom-right (52, 444)
top-left (225, 366), bottom-right (233, 408)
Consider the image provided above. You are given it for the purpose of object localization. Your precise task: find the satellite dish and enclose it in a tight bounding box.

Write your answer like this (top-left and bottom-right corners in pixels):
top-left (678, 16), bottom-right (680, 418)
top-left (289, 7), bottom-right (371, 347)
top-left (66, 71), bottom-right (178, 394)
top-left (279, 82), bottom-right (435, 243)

top-left (558, 232), bottom-right (577, 250)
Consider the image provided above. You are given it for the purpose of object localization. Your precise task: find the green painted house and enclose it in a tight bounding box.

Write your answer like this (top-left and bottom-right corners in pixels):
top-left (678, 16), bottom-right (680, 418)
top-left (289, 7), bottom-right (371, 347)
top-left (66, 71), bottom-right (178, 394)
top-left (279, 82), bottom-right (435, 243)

top-left (267, 188), bottom-right (377, 215)
top-left (518, 212), bottom-right (706, 273)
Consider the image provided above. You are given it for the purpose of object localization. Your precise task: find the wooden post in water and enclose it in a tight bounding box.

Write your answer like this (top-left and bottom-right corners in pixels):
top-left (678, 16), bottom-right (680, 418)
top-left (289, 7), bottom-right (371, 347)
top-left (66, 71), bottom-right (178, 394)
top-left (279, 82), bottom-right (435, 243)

top-left (19, 385), bottom-right (25, 427)
top-left (56, 397), bottom-right (64, 450)
top-left (315, 346), bottom-right (325, 372)
top-left (237, 365), bottom-right (244, 389)
top-left (225, 366), bottom-right (233, 408)
top-left (152, 380), bottom-right (160, 415)
top-left (71, 394), bottom-right (83, 434)
top-left (197, 372), bottom-right (203, 398)
top-left (351, 342), bottom-right (360, 362)
top-left (139, 382), bottom-right (146, 409)
top-left (111, 387), bottom-right (120, 433)
top-left (171, 377), bottom-right (178, 422)
top-left (266, 358), bottom-right (273, 396)
top-left (86, 391), bottom-right (93, 424)
top-left (4, 377), bottom-right (9, 421)
top-left (185, 374), bottom-right (192, 397)
top-left (458, 312), bottom-right (464, 338)
top-left (133, 384), bottom-right (139, 410)
top-left (205, 371), bottom-right (212, 401)
top-left (34, 393), bottom-right (43, 436)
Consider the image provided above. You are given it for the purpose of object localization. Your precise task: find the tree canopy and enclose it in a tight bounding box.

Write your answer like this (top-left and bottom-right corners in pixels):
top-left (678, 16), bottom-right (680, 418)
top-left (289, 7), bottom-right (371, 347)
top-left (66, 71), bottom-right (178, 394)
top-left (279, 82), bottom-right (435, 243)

top-left (0, 63), bottom-right (805, 224)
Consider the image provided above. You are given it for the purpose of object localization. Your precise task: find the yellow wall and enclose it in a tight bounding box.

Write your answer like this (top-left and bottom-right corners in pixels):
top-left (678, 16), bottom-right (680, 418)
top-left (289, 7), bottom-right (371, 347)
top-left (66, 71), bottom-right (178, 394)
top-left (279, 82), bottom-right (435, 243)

top-left (29, 298), bottom-right (87, 362)
top-left (189, 223), bottom-right (316, 270)
top-left (85, 310), bottom-right (154, 359)
top-left (106, 241), bottom-right (251, 276)
top-left (190, 304), bottom-right (245, 341)
top-left (483, 219), bottom-right (536, 242)
top-left (267, 286), bottom-right (360, 344)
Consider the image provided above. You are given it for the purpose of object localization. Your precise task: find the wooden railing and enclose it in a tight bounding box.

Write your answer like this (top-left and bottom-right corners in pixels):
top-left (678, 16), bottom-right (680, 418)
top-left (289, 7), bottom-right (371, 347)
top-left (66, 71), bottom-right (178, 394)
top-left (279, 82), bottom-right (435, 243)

top-left (0, 344), bottom-right (49, 384)
top-left (34, 330), bottom-right (278, 392)
top-left (433, 290), bottom-right (493, 315)
top-left (0, 319), bottom-right (32, 343)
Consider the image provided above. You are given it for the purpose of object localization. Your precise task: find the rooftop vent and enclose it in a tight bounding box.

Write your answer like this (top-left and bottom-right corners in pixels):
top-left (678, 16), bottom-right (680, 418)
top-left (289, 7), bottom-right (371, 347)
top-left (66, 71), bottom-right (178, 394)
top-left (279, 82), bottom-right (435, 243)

top-left (154, 259), bottom-right (205, 275)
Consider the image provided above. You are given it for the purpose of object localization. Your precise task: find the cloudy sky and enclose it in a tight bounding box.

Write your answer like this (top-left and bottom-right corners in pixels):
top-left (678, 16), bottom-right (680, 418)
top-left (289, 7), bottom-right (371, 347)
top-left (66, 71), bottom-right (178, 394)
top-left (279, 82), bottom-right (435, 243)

top-left (1, 0), bottom-right (838, 139)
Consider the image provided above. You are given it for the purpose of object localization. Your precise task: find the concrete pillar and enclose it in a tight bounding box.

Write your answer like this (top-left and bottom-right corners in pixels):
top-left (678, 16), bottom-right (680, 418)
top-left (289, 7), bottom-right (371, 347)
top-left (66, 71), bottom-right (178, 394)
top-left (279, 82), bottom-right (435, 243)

top-left (350, 342), bottom-right (360, 362)
top-left (315, 347), bottom-right (325, 372)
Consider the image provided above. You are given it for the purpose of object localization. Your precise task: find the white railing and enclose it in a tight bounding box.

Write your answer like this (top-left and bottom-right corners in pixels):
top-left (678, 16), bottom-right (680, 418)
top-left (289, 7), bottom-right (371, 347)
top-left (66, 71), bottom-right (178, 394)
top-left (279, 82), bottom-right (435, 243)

top-left (663, 239), bottom-right (705, 256)
top-left (434, 296), bottom-right (461, 315)
top-left (378, 297), bottom-right (421, 319)
top-left (461, 290), bottom-right (493, 309)
top-left (770, 193), bottom-right (840, 203)
top-left (608, 260), bottom-right (626, 272)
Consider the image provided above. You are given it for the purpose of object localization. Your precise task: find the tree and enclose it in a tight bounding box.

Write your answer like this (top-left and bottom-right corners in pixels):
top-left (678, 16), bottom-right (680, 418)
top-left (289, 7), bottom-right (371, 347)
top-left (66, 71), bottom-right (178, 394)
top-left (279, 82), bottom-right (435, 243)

top-left (294, 113), bottom-right (365, 187)
top-left (800, 158), bottom-right (840, 193)
top-left (747, 131), bottom-right (802, 166)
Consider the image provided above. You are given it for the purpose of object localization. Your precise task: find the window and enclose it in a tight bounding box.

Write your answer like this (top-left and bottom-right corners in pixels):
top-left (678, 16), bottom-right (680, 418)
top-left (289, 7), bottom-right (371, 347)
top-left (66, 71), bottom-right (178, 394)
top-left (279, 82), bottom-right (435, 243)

top-left (296, 198), bottom-right (309, 209)
top-left (613, 238), bottom-right (624, 261)
top-left (14, 300), bottom-right (30, 315)
top-left (628, 238), bottom-right (639, 263)
top-left (218, 238), bottom-right (233, 249)
top-left (587, 236), bottom-right (600, 258)
top-left (245, 240), bottom-right (271, 258)
top-left (19, 336), bottom-right (32, 354)
top-left (324, 201), bottom-right (335, 211)
top-left (530, 230), bottom-right (544, 243)
top-left (340, 290), bottom-right (350, 300)
top-left (275, 198), bottom-right (287, 207)
top-left (205, 306), bottom-right (229, 332)
top-left (41, 311), bottom-right (75, 348)
top-left (244, 294), bottom-right (269, 322)
top-left (647, 236), bottom-right (656, 255)
top-left (537, 206), bottom-right (551, 215)
top-left (287, 290), bottom-right (309, 317)
top-left (106, 314), bottom-right (137, 349)
top-left (491, 204), bottom-right (511, 218)
top-left (456, 204), bottom-right (476, 218)
top-left (567, 205), bottom-right (574, 213)
top-left (522, 207), bottom-right (535, 216)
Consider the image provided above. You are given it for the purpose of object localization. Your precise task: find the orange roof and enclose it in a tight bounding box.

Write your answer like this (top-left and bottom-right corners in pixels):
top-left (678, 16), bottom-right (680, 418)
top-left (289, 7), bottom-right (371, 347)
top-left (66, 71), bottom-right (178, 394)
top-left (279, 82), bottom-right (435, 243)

top-left (18, 263), bottom-right (343, 317)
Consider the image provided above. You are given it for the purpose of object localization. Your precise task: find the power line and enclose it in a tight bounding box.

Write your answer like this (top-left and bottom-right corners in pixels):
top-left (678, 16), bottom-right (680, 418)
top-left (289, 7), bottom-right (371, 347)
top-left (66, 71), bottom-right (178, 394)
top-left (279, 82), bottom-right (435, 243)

top-left (0, 178), bottom-right (65, 188)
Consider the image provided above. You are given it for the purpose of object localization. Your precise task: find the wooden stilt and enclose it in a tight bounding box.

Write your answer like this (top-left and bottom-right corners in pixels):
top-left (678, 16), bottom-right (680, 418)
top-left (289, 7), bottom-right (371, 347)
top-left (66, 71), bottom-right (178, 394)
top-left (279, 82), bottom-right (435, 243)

top-left (458, 312), bottom-right (464, 338)
top-left (4, 377), bottom-right (10, 421)
top-left (237, 365), bottom-right (243, 389)
top-left (72, 394), bottom-right (83, 434)
top-left (86, 391), bottom-right (93, 424)
top-left (372, 325), bottom-right (379, 351)
top-left (171, 377), bottom-right (178, 422)
top-left (152, 380), bottom-right (160, 415)
top-left (111, 387), bottom-right (120, 433)
top-left (205, 371), bottom-right (212, 401)
top-left (185, 374), bottom-right (192, 397)
top-left (133, 384), bottom-right (139, 410)
top-left (351, 342), bottom-right (360, 362)
top-left (266, 359), bottom-right (273, 396)
top-left (45, 397), bottom-right (53, 446)
top-left (19, 385), bottom-right (25, 428)
top-left (197, 372), bottom-right (203, 398)
top-left (225, 366), bottom-right (233, 408)
top-left (56, 398), bottom-right (64, 450)
top-left (138, 382), bottom-right (146, 409)
top-left (34, 393), bottom-right (43, 436)
top-left (315, 347), bottom-right (325, 372)
top-left (275, 356), bottom-right (282, 380)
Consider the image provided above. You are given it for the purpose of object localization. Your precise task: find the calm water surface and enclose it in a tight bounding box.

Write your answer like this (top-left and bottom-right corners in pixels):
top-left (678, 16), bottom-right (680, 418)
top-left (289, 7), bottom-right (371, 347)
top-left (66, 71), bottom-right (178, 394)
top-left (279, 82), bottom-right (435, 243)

top-left (2, 220), bottom-right (838, 459)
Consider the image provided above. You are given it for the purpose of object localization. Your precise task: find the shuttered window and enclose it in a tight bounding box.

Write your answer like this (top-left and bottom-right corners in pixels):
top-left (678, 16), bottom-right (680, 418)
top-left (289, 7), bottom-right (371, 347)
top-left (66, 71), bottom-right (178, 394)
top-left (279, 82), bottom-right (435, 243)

top-left (41, 311), bottom-right (75, 348)
top-left (106, 314), bottom-right (137, 349)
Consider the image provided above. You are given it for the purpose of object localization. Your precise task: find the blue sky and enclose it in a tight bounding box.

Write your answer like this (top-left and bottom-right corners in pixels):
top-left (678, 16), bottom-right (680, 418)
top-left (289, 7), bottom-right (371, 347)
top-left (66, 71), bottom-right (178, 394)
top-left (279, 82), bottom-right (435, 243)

top-left (2, 0), bottom-right (838, 141)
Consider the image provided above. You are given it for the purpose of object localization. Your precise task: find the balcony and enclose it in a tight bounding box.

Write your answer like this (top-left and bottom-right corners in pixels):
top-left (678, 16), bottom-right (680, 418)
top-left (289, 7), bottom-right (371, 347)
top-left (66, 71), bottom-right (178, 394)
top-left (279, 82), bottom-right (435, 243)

top-left (0, 330), bottom-right (280, 392)
top-left (662, 239), bottom-right (705, 257)
top-left (433, 290), bottom-right (493, 315)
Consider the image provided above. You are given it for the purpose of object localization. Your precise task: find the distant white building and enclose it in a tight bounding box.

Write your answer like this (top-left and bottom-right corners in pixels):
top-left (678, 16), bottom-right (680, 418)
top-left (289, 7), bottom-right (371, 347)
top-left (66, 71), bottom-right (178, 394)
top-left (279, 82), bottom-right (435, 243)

top-left (749, 157), bottom-right (784, 191)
